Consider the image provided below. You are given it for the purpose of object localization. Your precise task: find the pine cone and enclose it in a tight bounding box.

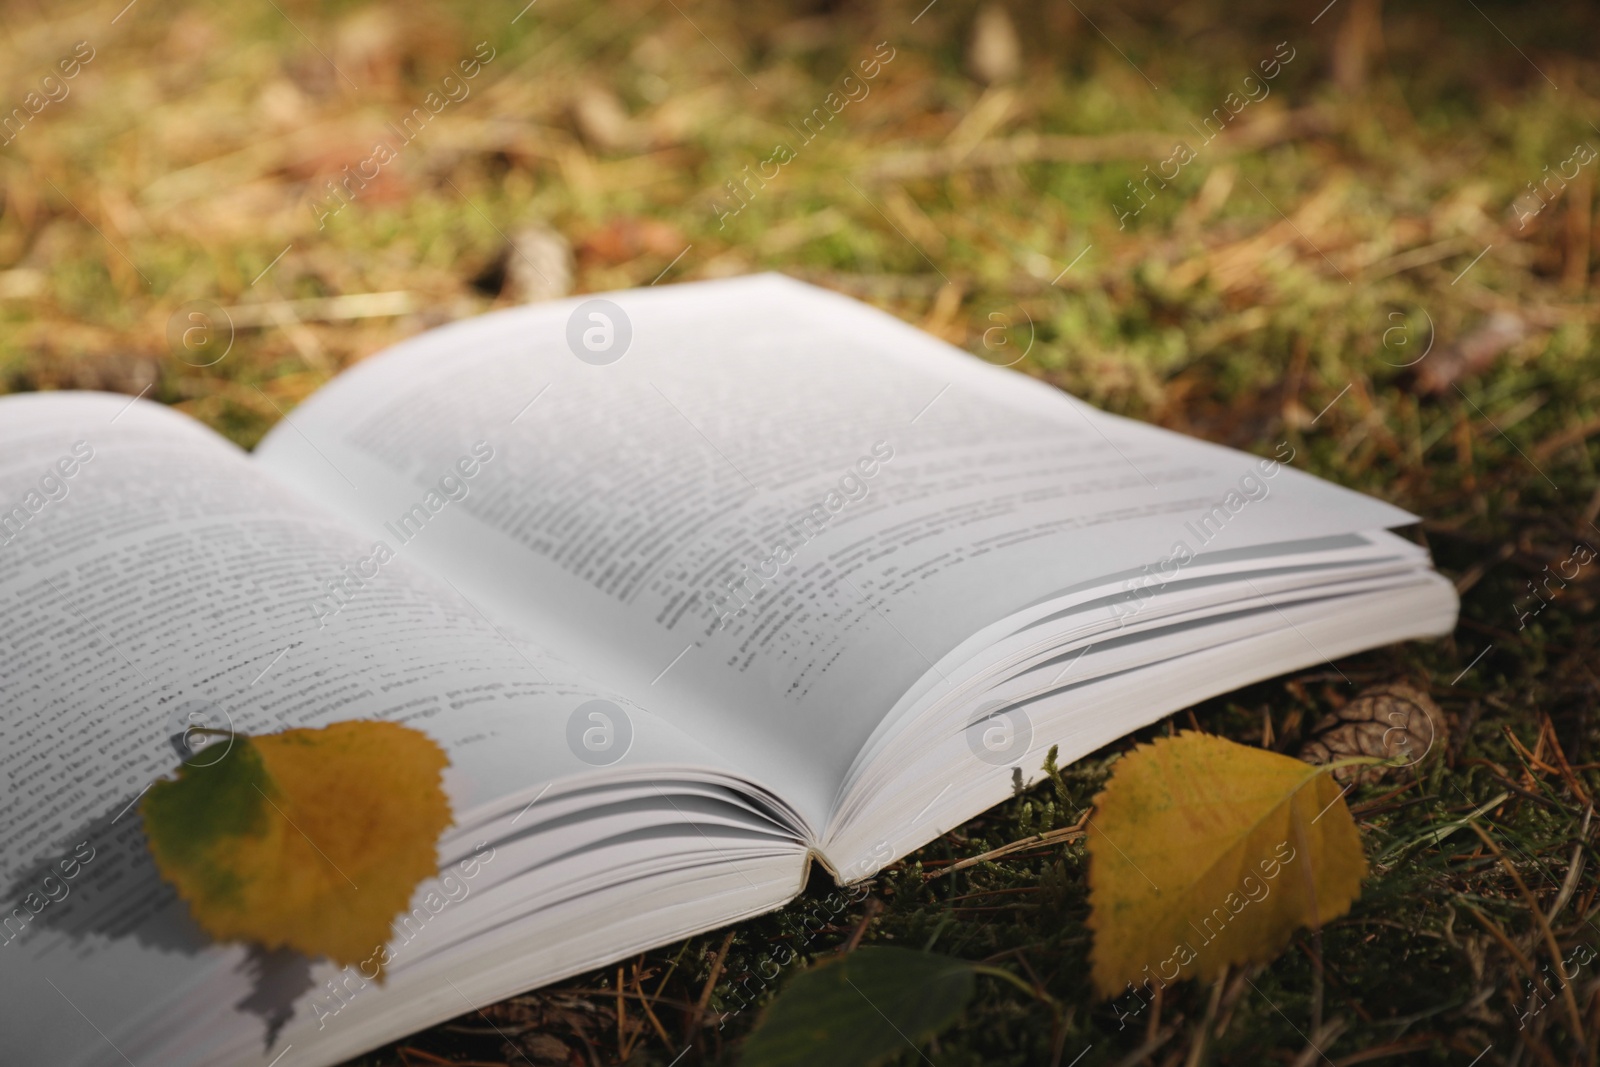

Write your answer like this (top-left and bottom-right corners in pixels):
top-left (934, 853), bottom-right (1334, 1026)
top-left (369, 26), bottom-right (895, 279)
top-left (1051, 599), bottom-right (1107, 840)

top-left (1299, 683), bottom-right (1445, 784)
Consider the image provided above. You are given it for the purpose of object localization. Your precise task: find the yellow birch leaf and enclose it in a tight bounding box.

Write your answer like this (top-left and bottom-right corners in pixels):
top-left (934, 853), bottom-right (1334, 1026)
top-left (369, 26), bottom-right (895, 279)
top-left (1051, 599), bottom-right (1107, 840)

top-left (1086, 731), bottom-right (1366, 1000)
top-left (141, 720), bottom-right (452, 974)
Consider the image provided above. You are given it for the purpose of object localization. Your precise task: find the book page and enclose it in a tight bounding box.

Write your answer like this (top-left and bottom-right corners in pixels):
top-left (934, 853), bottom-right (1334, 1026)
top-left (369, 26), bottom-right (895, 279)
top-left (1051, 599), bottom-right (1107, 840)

top-left (0, 391), bottom-right (786, 1067)
top-left (0, 390), bottom-right (752, 922)
top-left (254, 274), bottom-right (1417, 832)
top-left (0, 390), bottom-right (732, 851)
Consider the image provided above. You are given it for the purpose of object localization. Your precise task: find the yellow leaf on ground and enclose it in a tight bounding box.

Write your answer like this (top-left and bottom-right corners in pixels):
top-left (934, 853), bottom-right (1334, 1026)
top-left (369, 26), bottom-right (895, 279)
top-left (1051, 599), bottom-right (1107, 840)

top-left (142, 720), bottom-right (452, 973)
top-left (1086, 731), bottom-right (1365, 1000)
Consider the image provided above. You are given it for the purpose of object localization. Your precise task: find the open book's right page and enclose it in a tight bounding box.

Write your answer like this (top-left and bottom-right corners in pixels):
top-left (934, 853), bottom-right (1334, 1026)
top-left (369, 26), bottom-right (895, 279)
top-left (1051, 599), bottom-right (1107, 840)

top-left (254, 273), bottom-right (1442, 844)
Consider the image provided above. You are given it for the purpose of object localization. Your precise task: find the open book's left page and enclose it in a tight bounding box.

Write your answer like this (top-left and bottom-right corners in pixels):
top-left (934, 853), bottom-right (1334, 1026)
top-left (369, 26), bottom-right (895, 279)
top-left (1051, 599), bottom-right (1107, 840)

top-left (0, 393), bottom-right (803, 1067)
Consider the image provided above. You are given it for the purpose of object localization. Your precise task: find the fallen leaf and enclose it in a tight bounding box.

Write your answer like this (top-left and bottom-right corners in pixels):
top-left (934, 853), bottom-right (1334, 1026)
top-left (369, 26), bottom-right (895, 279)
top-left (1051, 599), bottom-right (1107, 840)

top-left (1411, 310), bottom-right (1529, 394)
top-left (142, 720), bottom-right (452, 972)
top-left (739, 947), bottom-right (976, 1067)
top-left (1086, 731), bottom-right (1366, 999)
top-left (577, 216), bottom-right (686, 267)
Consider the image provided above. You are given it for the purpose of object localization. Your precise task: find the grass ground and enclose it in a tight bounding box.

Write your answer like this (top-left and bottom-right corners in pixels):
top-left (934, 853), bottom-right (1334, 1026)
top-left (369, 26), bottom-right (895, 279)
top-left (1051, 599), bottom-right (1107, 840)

top-left (3, 0), bottom-right (1599, 1062)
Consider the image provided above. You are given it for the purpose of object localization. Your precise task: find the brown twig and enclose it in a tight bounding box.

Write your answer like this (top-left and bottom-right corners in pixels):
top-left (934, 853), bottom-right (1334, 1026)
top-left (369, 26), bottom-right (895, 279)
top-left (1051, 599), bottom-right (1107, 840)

top-left (1468, 824), bottom-right (1587, 1048)
top-left (1310, 931), bottom-right (1325, 1038)
top-left (552, 988), bottom-right (704, 1014)
top-left (1183, 970), bottom-right (1227, 1067)
top-left (1461, 901), bottom-right (1540, 988)
top-left (926, 813), bottom-right (1089, 879)
top-left (844, 896), bottom-right (883, 952)
top-left (397, 1048), bottom-right (505, 1067)
top-left (1347, 779), bottom-right (1420, 817)
top-left (864, 108), bottom-right (1332, 182)
top-left (1110, 1026), bottom-right (1175, 1067)
top-left (1146, 981), bottom-right (1164, 1045)
top-left (1504, 724), bottom-right (1563, 779)
top-left (1538, 713), bottom-right (1594, 806)
top-left (615, 966), bottom-right (629, 1061)
top-left (1291, 1016), bottom-right (1349, 1067)
top-left (1211, 965), bottom-right (1256, 1040)
top-left (1533, 414), bottom-right (1600, 462)
top-left (633, 964), bottom-right (675, 1051)
top-left (690, 931), bottom-right (735, 1039)
top-left (1329, 1036), bottom-right (1441, 1065)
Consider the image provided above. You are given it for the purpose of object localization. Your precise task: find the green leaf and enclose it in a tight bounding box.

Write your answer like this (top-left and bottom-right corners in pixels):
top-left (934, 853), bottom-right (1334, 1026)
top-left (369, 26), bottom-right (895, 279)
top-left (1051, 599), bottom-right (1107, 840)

top-left (739, 947), bottom-right (976, 1067)
top-left (141, 734), bottom-right (274, 904)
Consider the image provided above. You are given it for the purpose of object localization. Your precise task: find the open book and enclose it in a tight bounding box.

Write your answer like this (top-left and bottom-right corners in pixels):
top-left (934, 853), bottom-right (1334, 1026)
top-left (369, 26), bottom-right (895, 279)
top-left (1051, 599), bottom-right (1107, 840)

top-left (0, 274), bottom-right (1457, 1066)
